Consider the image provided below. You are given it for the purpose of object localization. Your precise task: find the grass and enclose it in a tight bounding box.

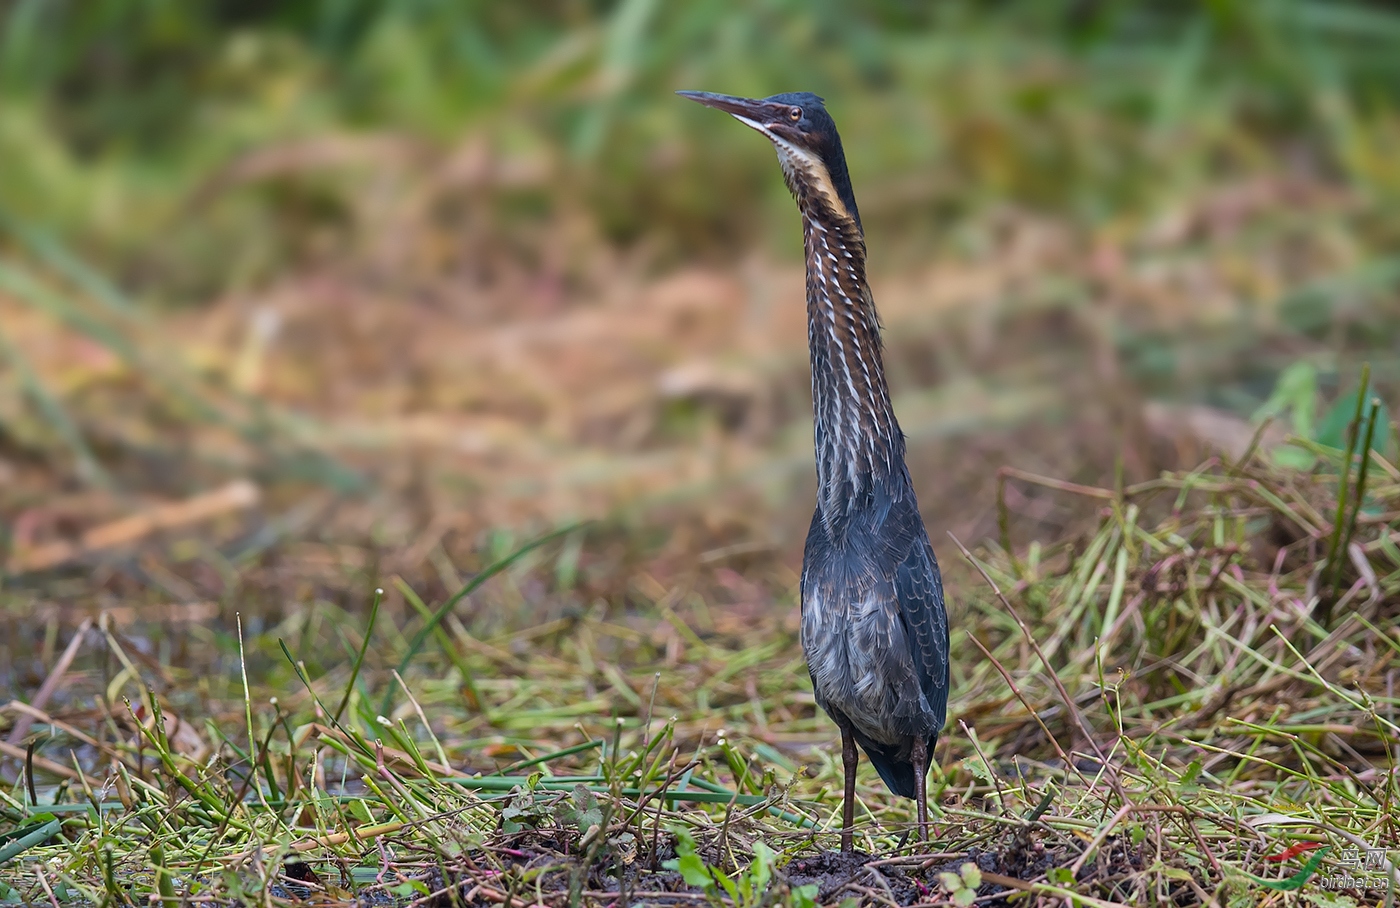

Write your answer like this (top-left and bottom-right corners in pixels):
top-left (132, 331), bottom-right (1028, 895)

top-left (1, 442), bottom-right (1397, 906)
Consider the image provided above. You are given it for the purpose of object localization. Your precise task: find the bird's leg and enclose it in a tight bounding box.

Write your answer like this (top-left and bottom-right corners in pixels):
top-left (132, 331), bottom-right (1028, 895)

top-left (911, 736), bottom-right (930, 845)
top-left (839, 720), bottom-right (858, 856)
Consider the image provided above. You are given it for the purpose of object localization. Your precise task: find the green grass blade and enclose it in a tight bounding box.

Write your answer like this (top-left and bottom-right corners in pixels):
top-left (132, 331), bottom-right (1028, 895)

top-left (0, 817), bottom-right (60, 864)
top-left (379, 522), bottom-right (584, 715)
top-left (333, 586), bottom-right (383, 725)
top-left (443, 775), bottom-right (783, 809)
top-left (487, 739), bottom-right (604, 777)
top-left (1321, 364), bottom-right (1369, 609)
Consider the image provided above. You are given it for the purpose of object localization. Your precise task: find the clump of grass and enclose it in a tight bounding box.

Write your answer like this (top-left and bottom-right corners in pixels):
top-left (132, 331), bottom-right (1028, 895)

top-left (0, 441), bottom-right (1396, 905)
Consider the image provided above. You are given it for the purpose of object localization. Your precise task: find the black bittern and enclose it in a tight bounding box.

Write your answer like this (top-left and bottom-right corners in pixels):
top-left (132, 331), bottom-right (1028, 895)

top-left (678, 90), bottom-right (949, 855)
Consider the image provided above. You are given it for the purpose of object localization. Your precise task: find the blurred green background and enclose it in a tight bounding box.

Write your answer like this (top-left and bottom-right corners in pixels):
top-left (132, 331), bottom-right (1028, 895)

top-left (7, 0), bottom-right (1400, 290)
top-left (2, 0), bottom-right (1400, 619)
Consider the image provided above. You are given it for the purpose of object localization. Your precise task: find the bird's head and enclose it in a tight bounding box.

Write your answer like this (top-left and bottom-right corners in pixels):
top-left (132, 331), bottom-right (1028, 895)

top-left (678, 90), bottom-right (860, 232)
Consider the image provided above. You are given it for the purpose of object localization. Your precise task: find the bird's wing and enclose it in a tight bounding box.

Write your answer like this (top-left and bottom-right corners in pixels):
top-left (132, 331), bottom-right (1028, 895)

top-left (891, 520), bottom-right (950, 728)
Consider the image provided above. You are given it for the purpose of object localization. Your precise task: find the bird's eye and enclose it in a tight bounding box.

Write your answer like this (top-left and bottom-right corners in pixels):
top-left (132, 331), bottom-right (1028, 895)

top-left (789, 107), bottom-right (802, 121)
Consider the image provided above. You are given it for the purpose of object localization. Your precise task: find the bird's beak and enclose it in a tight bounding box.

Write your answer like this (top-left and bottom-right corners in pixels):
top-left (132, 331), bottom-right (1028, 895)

top-left (676, 90), bottom-right (781, 137)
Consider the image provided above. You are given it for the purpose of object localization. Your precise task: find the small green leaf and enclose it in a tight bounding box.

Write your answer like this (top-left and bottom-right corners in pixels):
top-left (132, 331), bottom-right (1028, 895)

top-left (1273, 444), bottom-right (1317, 470)
top-left (555, 783), bottom-right (604, 835)
top-left (964, 754), bottom-right (994, 783)
top-left (959, 862), bottom-right (982, 889)
top-left (1316, 386), bottom-right (1390, 456)
top-left (793, 883), bottom-right (820, 908)
top-left (953, 888), bottom-right (977, 907)
top-left (1047, 867), bottom-right (1075, 885)
top-left (750, 841), bottom-right (775, 895)
top-left (672, 825), bottom-right (698, 854)
top-left (939, 871), bottom-right (963, 891)
top-left (1180, 759), bottom-right (1202, 786)
top-left (501, 787), bottom-right (550, 833)
top-left (674, 853), bottom-right (715, 888)
top-left (1255, 361), bottom-right (1318, 439)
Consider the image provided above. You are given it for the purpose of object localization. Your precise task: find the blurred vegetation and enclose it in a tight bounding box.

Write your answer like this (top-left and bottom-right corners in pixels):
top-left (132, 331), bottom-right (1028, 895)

top-left (0, 0), bottom-right (1398, 535)
top-left (6, 0), bottom-right (1400, 301)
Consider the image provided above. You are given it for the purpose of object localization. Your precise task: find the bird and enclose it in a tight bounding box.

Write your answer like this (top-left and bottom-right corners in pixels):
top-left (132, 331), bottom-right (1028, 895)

top-left (678, 90), bottom-right (949, 854)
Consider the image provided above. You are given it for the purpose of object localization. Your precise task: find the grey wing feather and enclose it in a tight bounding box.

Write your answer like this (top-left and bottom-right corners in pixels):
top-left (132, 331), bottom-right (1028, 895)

top-left (892, 526), bottom-right (950, 729)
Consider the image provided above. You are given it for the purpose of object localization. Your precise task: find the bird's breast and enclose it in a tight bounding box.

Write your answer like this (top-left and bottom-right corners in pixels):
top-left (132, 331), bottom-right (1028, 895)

top-left (800, 539), bottom-right (937, 744)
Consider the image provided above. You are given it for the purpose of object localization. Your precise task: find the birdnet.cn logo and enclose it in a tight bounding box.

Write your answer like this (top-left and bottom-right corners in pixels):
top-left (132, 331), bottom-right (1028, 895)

top-left (1261, 841), bottom-right (1389, 891)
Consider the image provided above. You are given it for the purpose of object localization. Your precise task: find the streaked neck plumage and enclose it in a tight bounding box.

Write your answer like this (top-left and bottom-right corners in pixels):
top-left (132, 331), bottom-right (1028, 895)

top-left (772, 139), bottom-right (906, 539)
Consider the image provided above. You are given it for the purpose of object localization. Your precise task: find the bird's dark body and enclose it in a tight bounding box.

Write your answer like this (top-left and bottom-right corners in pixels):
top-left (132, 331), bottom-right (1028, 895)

top-left (800, 479), bottom-right (948, 799)
top-left (679, 88), bottom-right (949, 848)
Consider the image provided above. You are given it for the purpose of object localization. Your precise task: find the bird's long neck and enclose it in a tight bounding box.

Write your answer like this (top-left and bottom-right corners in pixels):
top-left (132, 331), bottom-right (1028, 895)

top-left (801, 205), bottom-right (905, 535)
